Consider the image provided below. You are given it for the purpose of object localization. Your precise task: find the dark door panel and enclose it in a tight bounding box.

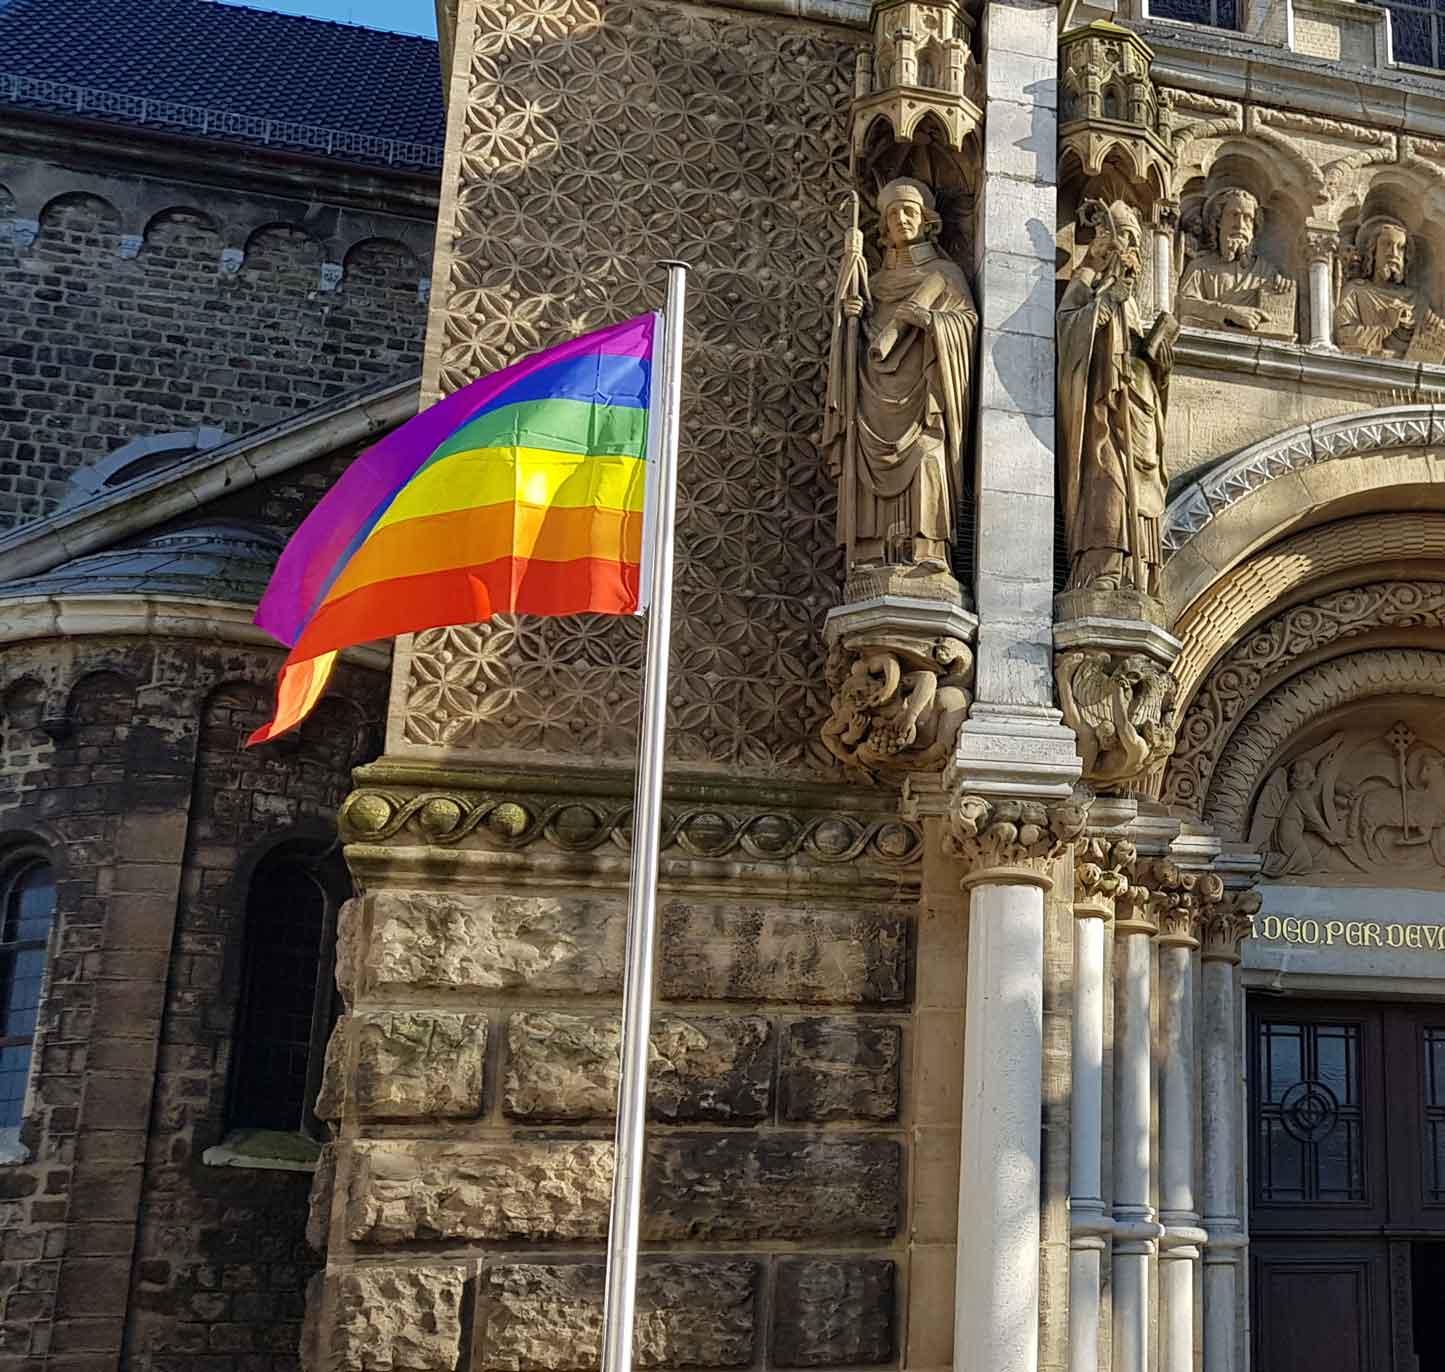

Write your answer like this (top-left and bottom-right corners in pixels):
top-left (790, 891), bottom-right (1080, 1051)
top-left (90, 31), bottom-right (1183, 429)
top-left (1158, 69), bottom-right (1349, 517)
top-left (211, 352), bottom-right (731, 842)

top-left (1252, 1241), bottom-right (1389, 1372)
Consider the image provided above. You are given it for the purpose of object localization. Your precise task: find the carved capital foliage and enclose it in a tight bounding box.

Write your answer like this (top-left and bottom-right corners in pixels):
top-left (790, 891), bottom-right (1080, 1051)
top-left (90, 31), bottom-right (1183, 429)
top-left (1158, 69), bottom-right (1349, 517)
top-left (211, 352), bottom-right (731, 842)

top-left (1200, 888), bottom-right (1262, 964)
top-left (340, 787), bottom-right (925, 870)
top-left (1056, 648), bottom-right (1179, 793)
top-left (943, 793), bottom-right (1091, 884)
top-left (1073, 835), bottom-right (1137, 915)
top-left (822, 634), bottom-right (973, 777)
top-left (1301, 227), bottom-right (1340, 265)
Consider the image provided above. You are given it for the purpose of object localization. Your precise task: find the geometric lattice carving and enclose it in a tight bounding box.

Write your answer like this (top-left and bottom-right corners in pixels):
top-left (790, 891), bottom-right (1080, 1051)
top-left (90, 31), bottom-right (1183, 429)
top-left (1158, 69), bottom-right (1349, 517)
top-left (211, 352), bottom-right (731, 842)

top-left (402, 0), bottom-right (860, 777)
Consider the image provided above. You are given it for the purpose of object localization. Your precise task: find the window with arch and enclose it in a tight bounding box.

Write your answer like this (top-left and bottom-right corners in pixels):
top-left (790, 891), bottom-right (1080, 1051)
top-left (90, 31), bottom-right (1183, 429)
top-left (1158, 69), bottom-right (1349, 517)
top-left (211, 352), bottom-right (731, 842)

top-left (227, 840), bottom-right (348, 1139)
top-left (0, 853), bottom-right (56, 1139)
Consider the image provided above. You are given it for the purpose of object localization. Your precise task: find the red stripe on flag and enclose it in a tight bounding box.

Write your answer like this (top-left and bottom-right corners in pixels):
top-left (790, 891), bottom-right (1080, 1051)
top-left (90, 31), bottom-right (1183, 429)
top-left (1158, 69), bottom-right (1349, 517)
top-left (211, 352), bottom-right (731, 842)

top-left (289, 556), bottom-right (642, 662)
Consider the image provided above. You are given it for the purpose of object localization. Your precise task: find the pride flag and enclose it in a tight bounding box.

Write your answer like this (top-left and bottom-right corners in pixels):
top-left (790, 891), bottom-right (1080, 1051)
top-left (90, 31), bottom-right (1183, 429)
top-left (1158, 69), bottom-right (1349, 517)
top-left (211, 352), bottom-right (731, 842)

top-left (248, 312), bottom-right (664, 744)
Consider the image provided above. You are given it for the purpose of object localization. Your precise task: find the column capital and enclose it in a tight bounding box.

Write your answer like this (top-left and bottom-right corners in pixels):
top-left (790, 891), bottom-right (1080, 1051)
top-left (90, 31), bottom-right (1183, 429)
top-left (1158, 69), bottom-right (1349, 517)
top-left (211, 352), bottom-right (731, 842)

top-left (1300, 224), bottom-right (1340, 265)
top-left (1200, 887), bottom-right (1262, 963)
top-left (1154, 865), bottom-right (1226, 949)
top-left (944, 791), bottom-right (1091, 890)
top-left (1073, 835), bottom-right (1135, 918)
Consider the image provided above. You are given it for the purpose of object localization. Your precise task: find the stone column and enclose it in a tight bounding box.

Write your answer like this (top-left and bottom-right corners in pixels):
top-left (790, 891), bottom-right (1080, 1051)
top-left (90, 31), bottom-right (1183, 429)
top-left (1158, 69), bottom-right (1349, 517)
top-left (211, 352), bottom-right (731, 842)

top-left (946, 795), bottom-right (1090, 1372)
top-left (1068, 839), bottom-right (1128, 1372)
top-left (1302, 227), bottom-right (1338, 350)
top-left (951, 0), bottom-right (1080, 797)
top-left (1111, 866), bottom-right (1165, 1372)
top-left (1152, 203), bottom-right (1178, 316)
top-left (1157, 872), bottom-right (1222, 1372)
top-left (1200, 892), bottom-right (1259, 1372)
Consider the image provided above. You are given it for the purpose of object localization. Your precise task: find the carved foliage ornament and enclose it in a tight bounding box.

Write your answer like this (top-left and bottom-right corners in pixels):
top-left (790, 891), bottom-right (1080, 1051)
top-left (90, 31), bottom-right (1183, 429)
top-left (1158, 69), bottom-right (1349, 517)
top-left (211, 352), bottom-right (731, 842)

top-left (943, 793), bottom-right (1091, 879)
top-left (1164, 581), bottom-right (1445, 814)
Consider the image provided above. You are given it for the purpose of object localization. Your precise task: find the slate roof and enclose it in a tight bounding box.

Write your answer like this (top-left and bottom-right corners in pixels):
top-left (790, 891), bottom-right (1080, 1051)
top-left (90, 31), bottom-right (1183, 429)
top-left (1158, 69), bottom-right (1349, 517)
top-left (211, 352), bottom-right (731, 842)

top-left (0, 0), bottom-right (445, 169)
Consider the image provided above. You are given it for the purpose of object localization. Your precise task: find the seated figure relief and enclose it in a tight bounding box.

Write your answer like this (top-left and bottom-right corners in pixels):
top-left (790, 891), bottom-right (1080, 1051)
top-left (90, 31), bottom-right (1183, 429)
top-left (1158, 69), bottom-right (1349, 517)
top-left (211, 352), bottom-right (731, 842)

top-left (1336, 216), bottom-right (1445, 363)
top-left (1178, 187), bottom-right (1296, 340)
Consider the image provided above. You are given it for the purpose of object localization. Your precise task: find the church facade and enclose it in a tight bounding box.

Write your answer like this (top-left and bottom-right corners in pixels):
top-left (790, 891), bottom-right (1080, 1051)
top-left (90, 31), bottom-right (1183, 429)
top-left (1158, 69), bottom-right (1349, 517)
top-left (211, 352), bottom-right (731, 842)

top-left (299, 0), bottom-right (1445, 1370)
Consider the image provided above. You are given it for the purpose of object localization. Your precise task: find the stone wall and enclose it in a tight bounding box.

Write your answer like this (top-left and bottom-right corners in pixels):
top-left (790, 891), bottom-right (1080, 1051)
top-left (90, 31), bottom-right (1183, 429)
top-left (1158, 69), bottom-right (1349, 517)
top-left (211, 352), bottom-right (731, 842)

top-left (300, 769), bottom-right (945, 1372)
top-left (0, 638), bottom-right (384, 1370)
top-left (0, 145), bottom-right (435, 530)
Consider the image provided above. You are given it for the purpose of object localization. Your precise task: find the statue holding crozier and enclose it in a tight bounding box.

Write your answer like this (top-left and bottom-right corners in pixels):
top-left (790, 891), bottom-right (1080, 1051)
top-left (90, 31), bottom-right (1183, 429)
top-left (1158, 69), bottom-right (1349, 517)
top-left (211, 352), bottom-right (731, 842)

top-left (1057, 198), bottom-right (1176, 604)
top-left (822, 177), bottom-right (978, 578)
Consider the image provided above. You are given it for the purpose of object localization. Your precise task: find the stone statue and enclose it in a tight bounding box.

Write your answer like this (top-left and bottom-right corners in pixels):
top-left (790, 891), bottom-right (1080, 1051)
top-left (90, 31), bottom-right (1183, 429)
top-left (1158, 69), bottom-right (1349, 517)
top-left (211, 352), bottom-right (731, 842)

top-left (1336, 216), bottom-right (1445, 361)
top-left (1178, 187), bottom-right (1296, 339)
top-left (823, 178), bottom-right (978, 574)
top-left (1057, 198), bottom-right (1176, 599)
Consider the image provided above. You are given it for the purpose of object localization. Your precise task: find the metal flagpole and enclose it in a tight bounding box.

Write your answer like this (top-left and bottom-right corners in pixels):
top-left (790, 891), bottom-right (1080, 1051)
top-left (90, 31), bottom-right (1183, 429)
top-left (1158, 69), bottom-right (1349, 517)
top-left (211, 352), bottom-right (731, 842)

top-left (599, 259), bottom-right (688, 1372)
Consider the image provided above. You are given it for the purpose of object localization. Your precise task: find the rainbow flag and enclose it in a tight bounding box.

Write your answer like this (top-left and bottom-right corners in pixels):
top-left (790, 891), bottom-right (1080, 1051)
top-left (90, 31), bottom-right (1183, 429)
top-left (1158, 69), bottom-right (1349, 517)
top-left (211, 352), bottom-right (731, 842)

top-left (248, 312), bottom-right (664, 744)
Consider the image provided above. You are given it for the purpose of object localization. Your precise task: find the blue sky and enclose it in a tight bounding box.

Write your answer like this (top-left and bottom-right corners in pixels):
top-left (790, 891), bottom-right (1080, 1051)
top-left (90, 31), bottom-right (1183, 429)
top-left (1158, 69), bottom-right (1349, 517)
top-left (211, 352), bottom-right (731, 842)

top-left (223, 0), bottom-right (437, 37)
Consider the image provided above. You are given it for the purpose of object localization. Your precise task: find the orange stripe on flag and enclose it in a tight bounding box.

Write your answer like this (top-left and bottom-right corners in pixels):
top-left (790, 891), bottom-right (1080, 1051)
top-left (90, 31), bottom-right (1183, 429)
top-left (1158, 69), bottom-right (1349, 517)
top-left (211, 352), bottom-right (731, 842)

top-left (247, 650), bottom-right (339, 746)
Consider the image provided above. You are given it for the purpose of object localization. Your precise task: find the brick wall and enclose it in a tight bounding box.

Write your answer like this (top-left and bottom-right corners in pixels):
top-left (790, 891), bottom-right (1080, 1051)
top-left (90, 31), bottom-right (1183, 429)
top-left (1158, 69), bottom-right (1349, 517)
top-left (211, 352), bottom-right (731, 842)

top-left (0, 638), bottom-right (384, 1371)
top-left (0, 147), bottom-right (434, 531)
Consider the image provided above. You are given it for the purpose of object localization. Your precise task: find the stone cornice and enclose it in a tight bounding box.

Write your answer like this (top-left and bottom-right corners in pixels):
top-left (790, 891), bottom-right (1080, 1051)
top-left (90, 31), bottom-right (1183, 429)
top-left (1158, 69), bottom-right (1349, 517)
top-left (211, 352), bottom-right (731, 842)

top-left (0, 594), bottom-right (388, 667)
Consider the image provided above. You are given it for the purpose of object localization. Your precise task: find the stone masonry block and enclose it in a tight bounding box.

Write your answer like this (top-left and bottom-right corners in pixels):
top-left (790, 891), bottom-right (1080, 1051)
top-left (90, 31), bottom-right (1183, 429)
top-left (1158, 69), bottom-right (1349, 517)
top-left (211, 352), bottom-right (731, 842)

top-left (326, 1264), bottom-right (465, 1371)
top-left (480, 1260), bottom-right (757, 1370)
top-left (503, 1011), bottom-right (771, 1124)
top-left (317, 1012), bottom-right (486, 1120)
top-left (366, 890), bottom-right (908, 1005)
top-left (346, 1142), bottom-right (614, 1245)
top-left (658, 901), bottom-right (908, 1005)
top-left (347, 1137), bottom-right (901, 1246)
top-left (364, 891), bottom-right (625, 995)
top-left (771, 1259), bottom-right (895, 1367)
top-left (645, 1136), bottom-right (901, 1242)
top-left (779, 1019), bottom-right (902, 1122)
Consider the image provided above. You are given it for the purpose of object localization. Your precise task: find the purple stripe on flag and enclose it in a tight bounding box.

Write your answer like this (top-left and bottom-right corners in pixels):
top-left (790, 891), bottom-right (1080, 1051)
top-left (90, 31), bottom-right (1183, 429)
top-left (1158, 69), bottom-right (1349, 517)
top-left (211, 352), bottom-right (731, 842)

top-left (255, 313), bottom-right (656, 645)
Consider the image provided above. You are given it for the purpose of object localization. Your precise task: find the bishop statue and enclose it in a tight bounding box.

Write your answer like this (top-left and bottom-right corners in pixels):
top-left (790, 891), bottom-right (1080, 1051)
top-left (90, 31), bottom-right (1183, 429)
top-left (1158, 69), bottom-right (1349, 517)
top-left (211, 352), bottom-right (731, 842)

top-left (823, 177), bottom-right (978, 574)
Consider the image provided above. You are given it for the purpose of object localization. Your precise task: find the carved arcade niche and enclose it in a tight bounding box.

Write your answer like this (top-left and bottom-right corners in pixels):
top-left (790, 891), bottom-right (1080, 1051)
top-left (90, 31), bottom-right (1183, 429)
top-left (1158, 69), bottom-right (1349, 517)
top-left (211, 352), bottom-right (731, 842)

top-left (818, 0), bottom-right (982, 781)
top-left (1054, 25), bottom-right (1183, 795)
top-left (1178, 186), bottom-right (1296, 339)
top-left (1337, 215), bottom-right (1445, 362)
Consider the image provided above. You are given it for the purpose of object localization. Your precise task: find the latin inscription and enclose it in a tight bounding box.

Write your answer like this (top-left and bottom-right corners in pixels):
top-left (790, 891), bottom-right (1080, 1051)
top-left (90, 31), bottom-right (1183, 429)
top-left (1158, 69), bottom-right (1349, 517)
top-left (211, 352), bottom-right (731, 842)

top-left (1258, 914), bottom-right (1445, 951)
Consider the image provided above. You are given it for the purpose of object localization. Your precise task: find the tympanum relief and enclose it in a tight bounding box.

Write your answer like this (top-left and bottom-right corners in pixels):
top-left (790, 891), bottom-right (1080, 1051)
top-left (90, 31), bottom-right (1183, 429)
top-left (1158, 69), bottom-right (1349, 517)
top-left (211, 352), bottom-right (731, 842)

top-left (1178, 187), bottom-right (1296, 340)
top-left (1248, 722), bottom-right (1445, 880)
top-left (1336, 216), bottom-right (1445, 363)
top-left (1057, 198), bottom-right (1177, 602)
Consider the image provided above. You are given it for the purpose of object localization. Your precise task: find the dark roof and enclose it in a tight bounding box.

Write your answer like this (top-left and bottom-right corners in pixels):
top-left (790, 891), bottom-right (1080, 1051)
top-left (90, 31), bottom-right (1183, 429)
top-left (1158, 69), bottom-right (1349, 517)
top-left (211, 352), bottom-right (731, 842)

top-left (0, 0), bottom-right (444, 170)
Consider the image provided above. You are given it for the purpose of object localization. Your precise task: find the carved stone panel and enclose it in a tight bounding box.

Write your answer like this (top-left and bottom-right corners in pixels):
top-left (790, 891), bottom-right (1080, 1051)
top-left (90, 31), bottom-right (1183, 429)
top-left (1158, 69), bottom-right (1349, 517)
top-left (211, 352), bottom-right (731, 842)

top-left (1248, 717), bottom-right (1445, 882)
top-left (401, 0), bottom-right (862, 778)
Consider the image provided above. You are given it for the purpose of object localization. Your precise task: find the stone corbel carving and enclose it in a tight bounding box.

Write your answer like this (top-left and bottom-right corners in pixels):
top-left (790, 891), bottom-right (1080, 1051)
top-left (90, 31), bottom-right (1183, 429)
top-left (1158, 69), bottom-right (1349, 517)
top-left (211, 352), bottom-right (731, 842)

top-left (822, 632), bottom-right (974, 776)
top-left (944, 792), bottom-right (1092, 880)
top-left (1178, 187), bottom-right (1296, 340)
top-left (1056, 648), bottom-right (1178, 791)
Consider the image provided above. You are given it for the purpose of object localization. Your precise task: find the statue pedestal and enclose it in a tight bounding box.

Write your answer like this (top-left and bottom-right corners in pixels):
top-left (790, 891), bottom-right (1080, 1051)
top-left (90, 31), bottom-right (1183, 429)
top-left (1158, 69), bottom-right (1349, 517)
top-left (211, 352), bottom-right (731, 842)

top-left (821, 591), bottom-right (978, 783)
